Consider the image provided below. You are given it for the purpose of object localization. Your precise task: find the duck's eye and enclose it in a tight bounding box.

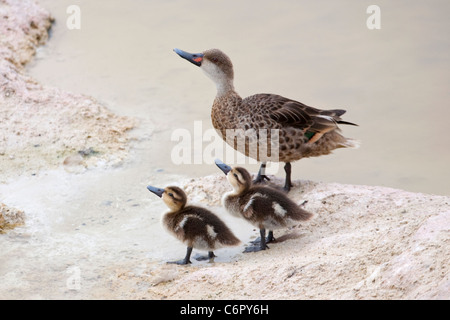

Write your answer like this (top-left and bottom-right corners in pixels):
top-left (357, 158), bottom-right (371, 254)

top-left (233, 173), bottom-right (238, 178)
top-left (168, 193), bottom-right (174, 198)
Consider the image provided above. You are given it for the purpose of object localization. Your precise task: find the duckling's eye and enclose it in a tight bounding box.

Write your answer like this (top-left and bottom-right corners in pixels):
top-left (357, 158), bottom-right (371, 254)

top-left (168, 193), bottom-right (174, 198)
top-left (233, 173), bottom-right (238, 178)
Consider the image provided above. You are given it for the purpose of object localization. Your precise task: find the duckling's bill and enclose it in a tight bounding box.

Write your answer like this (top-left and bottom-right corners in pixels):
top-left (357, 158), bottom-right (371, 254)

top-left (215, 158), bottom-right (231, 175)
top-left (147, 185), bottom-right (165, 198)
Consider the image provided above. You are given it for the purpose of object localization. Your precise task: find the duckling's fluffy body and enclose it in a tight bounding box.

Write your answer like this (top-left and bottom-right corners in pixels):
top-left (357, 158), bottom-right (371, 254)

top-left (162, 205), bottom-right (240, 251)
top-left (215, 160), bottom-right (312, 251)
top-left (148, 185), bottom-right (240, 264)
top-left (222, 184), bottom-right (312, 231)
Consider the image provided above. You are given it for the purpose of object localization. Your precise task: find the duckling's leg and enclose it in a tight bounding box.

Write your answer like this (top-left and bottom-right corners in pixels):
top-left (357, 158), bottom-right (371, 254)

top-left (168, 246), bottom-right (193, 265)
top-left (283, 162), bottom-right (293, 191)
top-left (250, 230), bottom-right (276, 244)
top-left (244, 228), bottom-right (269, 253)
top-left (253, 162), bottom-right (271, 184)
top-left (267, 230), bottom-right (275, 243)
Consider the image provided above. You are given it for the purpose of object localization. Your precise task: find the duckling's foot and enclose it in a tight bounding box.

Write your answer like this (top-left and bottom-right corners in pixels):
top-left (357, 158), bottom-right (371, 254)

top-left (243, 244), bottom-right (269, 253)
top-left (245, 228), bottom-right (269, 252)
top-left (168, 246), bottom-right (192, 265)
top-left (250, 231), bottom-right (276, 245)
top-left (167, 258), bottom-right (191, 265)
top-left (194, 251), bottom-right (216, 261)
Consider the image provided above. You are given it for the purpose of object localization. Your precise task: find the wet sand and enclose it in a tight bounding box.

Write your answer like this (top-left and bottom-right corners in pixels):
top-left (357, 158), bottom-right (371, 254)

top-left (0, 0), bottom-right (449, 300)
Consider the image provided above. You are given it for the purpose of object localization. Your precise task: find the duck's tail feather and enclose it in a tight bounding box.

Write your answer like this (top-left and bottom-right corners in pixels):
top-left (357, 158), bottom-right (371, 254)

top-left (337, 120), bottom-right (358, 126)
top-left (339, 138), bottom-right (361, 149)
top-left (293, 207), bottom-right (314, 221)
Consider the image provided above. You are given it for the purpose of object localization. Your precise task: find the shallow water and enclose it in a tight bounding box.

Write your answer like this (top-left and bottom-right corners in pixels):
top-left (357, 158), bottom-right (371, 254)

top-left (1, 0), bottom-right (449, 299)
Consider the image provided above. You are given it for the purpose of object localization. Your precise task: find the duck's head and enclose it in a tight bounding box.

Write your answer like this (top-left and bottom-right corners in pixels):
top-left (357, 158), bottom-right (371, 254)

top-left (147, 185), bottom-right (187, 212)
top-left (215, 159), bottom-right (251, 194)
top-left (173, 48), bottom-right (234, 95)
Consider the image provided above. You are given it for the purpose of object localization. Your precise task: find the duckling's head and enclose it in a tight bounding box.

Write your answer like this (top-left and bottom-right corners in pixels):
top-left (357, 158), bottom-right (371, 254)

top-left (173, 48), bottom-right (234, 95)
top-left (147, 185), bottom-right (187, 212)
top-left (215, 159), bottom-right (251, 194)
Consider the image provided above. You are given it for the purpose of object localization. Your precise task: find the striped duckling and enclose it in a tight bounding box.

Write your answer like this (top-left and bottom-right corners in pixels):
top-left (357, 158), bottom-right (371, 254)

top-left (215, 159), bottom-right (313, 252)
top-left (174, 48), bottom-right (358, 191)
top-left (147, 185), bottom-right (241, 264)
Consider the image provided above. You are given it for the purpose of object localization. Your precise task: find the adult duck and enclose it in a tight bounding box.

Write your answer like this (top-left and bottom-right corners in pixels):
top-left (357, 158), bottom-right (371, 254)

top-left (174, 48), bottom-right (358, 191)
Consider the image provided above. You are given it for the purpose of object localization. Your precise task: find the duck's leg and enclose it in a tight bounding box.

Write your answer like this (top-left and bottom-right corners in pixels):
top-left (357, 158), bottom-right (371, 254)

top-left (283, 162), bottom-right (293, 192)
top-left (253, 162), bottom-right (270, 184)
top-left (267, 230), bottom-right (275, 243)
top-left (168, 246), bottom-right (192, 265)
top-left (250, 230), bottom-right (276, 244)
top-left (244, 228), bottom-right (269, 253)
top-left (194, 251), bottom-right (216, 262)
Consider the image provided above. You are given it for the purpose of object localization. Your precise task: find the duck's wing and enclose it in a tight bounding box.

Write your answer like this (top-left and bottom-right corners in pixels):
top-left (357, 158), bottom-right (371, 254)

top-left (244, 94), bottom-right (357, 135)
top-left (239, 190), bottom-right (275, 220)
top-left (180, 206), bottom-right (241, 246)
top-left (172, 208), bottom-right (204, 235)
top-left (241, 187), bottom-right (313, 226)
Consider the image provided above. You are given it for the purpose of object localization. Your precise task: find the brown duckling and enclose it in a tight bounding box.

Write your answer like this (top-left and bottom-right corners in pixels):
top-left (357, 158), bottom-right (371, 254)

top-left (215, 159), bottom-right (313, 252)
top-left (147, 185), bottom-right (241, 264)
top-left (174, 48), bottom-right (358, 191)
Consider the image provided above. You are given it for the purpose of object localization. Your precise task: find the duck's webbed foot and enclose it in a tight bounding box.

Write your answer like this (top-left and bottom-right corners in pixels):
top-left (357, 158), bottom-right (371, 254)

top-left (194, 251), bottom-right (216, 262)
top-left (244, 229), bottom-right (270, 253)
top-left (253, 163), bottom-right (270, 184)
top-left (243, 244), bottom-right (269, 253)
top-left (167, 247), bottom-right (193, 265)
top-left (253, 175), bottom-right (271, 184)
top-left (167, 258), bottom-right (191, 265)
top-left (250, 230), bottom-right (276, 245)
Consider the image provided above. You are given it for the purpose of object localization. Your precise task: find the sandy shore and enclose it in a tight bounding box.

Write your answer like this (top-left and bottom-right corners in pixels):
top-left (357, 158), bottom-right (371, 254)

top-left (0, 0), bottom-right (448, 300)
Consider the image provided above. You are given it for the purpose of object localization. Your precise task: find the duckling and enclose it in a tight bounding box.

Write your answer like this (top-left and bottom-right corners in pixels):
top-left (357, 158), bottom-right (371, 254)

top-left (174, 48), bottom-right (358, 191)
top-left (147, 185), bottom-right (241, 264)
top-left (215, 159), bottom-right (313, 252)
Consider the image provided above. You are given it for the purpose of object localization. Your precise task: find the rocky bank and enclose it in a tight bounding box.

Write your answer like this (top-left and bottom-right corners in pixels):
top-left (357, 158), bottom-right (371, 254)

top-left (0, 0), bottom-right (136, 227)
top-left (0, 0), bottom-right (136, 181)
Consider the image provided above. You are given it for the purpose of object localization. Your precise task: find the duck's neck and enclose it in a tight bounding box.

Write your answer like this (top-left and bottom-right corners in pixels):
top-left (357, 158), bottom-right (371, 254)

top-left (215, 79), bottom-right (236, 97)
top-left (166, 203), bottom-right (185, 213)
top-left (202, 68), bottom-right (236, 97)
top-left (229, 185), bottom-right (250, 196)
